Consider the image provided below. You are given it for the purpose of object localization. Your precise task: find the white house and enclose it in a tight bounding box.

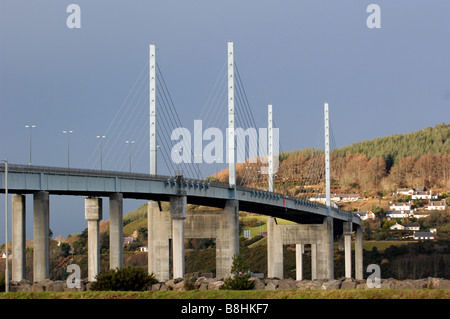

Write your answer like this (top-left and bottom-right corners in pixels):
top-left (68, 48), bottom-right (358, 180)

top-left (412, 190), bottom-right (438, 200)
top-left (310, 193), bottom-right (361, 204)
top-left (386, 210), bottom-right (414, 219)
top-left (427, 200), bottom-right (447, 211)
top-left (390, 222), bottom-right (405, 230)
top-left (390, 202), bottom-right (412, 211)
top-left (413, 212), bottom-right (430, 219)
top-left (413, 231), bottom-right (434, 240)
top-left (396, 188), bottom-right (415, 196)
top-left (404, 224), bottom-right (420, 231)
top-left (123, 236), bottom-right (134, 246)
top-left (357, 210), bottom-right (376, 221)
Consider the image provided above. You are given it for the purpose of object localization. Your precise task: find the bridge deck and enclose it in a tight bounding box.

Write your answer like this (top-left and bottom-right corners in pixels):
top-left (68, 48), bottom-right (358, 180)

top-left (0, 164), bottom-right (360, 228)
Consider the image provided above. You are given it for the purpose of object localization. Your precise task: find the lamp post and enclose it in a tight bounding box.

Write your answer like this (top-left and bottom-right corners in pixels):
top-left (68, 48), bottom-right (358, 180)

top-left (2, 159), bottom-right (9, 292)
top-left (125, 140), bottom-right (135, 173)
top-left (96, 136), bottom-right (106, 171)
top-left (25, 125), bottom-right (36, 166)
top-left (62, 130), bottom-right (73, 169)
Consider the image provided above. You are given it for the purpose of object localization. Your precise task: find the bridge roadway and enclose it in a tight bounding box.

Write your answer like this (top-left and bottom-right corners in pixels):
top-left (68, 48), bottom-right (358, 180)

top-left (0, 164), bottom-right (362, 282)
top-left (0, 164), bottom-right (360, 229)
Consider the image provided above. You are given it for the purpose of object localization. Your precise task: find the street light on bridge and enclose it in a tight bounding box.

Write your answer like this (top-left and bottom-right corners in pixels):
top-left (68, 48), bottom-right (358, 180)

top-left (96, 135), bottom-right (106, 171)
top-left (125, 140), bottom-right (135, 173)
top-left (25, 125), bottom-right (36, 166)
top-left (62, 130), bottom-right (73, 169)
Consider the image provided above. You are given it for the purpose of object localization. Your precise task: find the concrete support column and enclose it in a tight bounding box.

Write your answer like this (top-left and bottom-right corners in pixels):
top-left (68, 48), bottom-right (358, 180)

top-left (267, 217), bottom-right (283, 279)
top-left (311, 244), bottom-right (317, 280)
top-left (109, 193), bottom-right (123, 270)
top-left (170, 195), bottom-right (187, 279)
top-left (216, 199), bottom-right (239, 279)
top-left (296, 244), bottom-right (304, 281)
top-left (338, 235), bottom-right (344, 251)
top-left (148, 200), bottom-right (171, 281)
top-left (12, 194), bottom-right (26, 282)
top-left (317, 216), bottom-right (334, 280)
top-left (355, 225), bottom-right (364, 280)
top-left (344, 222), bottom-right (353, 278)
top-left (85, 197), bottom-right (102, 282)
top-left (33, 191), bottom-right (49, 282)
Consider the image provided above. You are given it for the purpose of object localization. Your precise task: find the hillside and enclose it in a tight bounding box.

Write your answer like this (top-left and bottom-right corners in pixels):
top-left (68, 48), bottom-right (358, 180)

top-left (331, 123), bottom-right (449, 163)
top-left (259, 123), bottom-right (450, 194)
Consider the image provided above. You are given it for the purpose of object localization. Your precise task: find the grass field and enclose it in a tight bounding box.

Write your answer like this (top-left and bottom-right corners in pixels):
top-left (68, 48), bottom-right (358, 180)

top-left (1, 289), bottom-right (449, 299)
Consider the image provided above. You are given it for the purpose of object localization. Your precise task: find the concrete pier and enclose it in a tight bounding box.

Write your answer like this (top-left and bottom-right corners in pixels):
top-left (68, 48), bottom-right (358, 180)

top-left (267, 217), bottom-right (283, 278)
top-left (148, 199), bottom-right (240, 280)
top-left (311, 244), bottom-right (317, 280)
top-left (266, 216), bottom-right (335, 280)
top-left (318, 216), bottom-right (334, 280)
top-left (148, 200), bottom-right (171, 281)
top-left (33, 191), bottom-right (49, 282)
top-left (216, 200), bottom-right (239, 279)
top-left (12, 194), bottom-right (26, 282)
top-left (355, 225), bottom-right (364, 280)
top-left (170, 195), bottom-right (187, 279)
top-left (85, 197), bottom-right (102, 281)
top-left (109, 193), bottom-right (123, 270)
top-left (296, 244), bottom-right (304, 281)
top-left (343, 222), bottom-right (353, 278)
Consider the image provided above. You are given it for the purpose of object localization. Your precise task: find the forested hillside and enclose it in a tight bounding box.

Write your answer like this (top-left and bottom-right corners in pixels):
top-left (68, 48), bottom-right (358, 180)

top-left (333, 123), bottom-right (449, 163)
top-left (214, 123), bottom-right (450, 195)
top-left (276, 123), bottom-right (450, 194)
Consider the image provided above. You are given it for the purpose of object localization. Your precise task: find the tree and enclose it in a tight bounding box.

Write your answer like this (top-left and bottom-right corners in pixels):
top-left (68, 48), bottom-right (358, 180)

top-left (222, 254), bottom-right (253, 290)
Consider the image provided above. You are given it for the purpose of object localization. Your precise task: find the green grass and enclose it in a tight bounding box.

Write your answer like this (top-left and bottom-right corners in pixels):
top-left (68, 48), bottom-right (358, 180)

top-left (1, 289), bottom-right (449, 299)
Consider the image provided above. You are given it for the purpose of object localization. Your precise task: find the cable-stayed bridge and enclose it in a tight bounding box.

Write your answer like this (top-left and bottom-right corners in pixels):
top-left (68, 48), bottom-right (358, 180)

top-left (0, 42), bottom-right (362, 287)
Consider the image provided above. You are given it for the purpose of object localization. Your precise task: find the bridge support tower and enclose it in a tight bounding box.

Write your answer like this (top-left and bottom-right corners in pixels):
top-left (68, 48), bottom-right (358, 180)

top-left (148, 199), bottom-right (239, 281)
top-left (267, 217), bottom-right (363, 280)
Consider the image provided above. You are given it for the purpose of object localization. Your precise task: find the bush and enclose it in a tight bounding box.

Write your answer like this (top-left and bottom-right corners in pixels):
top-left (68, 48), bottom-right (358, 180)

top-left (222, 254), bottom-right (253, 290)
top-left (90, 266), bottom-right (158, 291)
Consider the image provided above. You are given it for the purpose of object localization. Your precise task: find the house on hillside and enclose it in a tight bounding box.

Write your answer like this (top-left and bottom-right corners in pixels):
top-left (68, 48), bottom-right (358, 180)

top-left (390, 222), bottom-right (420, 231)
top-left (427, 200), bottom-right (447, 211)
top-left (390, 222), bottom-right (405, 230)
top-left (404, 224), bottom-right (420, 231)
top-left (310, 193), bottom-right (361, 204)
top-left (413, 212), bottom-right (430, 219)
top-left (412, 190), bottom-right (438, 200)
top-left (413, 231), bottom-right (435, 240)
top-left (338, 194), bottom-right (361, 202)
top-left (123, 236), bottom-right (134, 246)
top-left (390, 202), bottom-right (412, 211)
top-left (396, 188), bottom-right (415, 196)
top-left (386, 210), bottom-right (414, 219)
top-left (357, 210), bottom-right (376, 221)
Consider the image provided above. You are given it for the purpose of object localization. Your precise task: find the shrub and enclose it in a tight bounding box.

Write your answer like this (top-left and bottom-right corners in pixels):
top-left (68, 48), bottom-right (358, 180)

top-left (90, 266), bottom-right (158, 291)
top-left (222, 254), bottom-right (253, 290)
